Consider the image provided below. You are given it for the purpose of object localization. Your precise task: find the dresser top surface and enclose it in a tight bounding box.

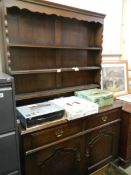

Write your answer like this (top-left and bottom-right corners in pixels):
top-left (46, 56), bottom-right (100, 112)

top-left (20, 100), bottom-right (122, 135)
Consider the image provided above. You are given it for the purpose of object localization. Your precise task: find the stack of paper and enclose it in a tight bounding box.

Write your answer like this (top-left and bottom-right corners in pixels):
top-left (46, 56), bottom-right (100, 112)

top-left (116, 94), bottom-right (131, 103)
top-left (116, 94), bottom-right (131, 113)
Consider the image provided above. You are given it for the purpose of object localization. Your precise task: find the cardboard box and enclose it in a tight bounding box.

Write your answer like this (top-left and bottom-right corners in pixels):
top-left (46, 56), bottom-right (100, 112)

top-left (75, 88), bottom-right (113, 107)
top-left (51, 96), bottom-right (98, 121)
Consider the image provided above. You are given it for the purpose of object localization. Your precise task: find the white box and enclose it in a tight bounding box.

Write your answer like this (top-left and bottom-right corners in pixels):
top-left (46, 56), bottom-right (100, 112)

top-left (51, 96), bottom-right (98, 121)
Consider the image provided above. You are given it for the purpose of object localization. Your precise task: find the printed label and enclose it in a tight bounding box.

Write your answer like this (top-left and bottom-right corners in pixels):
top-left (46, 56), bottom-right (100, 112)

top-left (0, 93), bottom-right (4, 98)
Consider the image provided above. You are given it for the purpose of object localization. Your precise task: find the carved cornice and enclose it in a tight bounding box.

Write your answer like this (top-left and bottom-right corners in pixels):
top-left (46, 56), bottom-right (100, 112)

top-left (2, 0), bottom-right (105, 24)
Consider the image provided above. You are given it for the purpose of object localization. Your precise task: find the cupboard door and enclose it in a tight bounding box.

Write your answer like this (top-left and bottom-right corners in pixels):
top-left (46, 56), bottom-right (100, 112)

top-left (85, 122), bottom-right (120, 174)
top-left (24, 136), bottom-right (85, 175)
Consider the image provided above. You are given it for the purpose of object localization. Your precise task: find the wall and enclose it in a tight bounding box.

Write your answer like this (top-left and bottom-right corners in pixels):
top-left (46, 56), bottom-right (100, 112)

top-left (121, 0), bottom-right (131, 69)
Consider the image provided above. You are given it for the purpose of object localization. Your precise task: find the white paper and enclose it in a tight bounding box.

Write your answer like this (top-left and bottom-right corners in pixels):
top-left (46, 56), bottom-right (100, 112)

top-left (116, 94), bottom-right (131, 103)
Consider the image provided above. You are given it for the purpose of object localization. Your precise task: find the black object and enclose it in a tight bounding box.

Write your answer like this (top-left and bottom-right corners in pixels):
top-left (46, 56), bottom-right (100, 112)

top-left (17, 101), bottom-right (65, 128)
top-left (0, 72), bottom-right (21, 175)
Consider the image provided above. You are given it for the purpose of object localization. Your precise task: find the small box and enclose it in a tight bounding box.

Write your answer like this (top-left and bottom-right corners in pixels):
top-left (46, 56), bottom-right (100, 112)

top-left (90, 163), bottom-right (127, 175)
top-left (75, 88), bottom-right (113, 107)
top-left (16, 101), bottom-right (65, 128)
top-left (51, 96), bottom-right (98, 121)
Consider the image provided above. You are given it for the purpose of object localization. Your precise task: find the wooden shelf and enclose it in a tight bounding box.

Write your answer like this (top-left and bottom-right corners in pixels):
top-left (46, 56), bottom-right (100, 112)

top-left (16, 84), bottom-right (100, 101)
top-left (10, 66), bottom-right (101, 75)
top-left (2, 0), bottom-right (104, 102)
top-left (8, 43), bottom-right (102, 50)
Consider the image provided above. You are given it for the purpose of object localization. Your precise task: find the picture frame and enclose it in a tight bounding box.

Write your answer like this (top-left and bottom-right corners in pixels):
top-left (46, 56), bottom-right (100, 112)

top-left (101, 60), bottom-right (128, 97)
top-left (128, 70), bottom-right (131, 93)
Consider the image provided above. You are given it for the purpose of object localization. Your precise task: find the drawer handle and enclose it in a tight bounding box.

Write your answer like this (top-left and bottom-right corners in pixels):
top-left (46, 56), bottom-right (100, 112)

top-left (102, 116), bottom-right (108, 122)
top-left (55, 129), bottom-right (63, 138)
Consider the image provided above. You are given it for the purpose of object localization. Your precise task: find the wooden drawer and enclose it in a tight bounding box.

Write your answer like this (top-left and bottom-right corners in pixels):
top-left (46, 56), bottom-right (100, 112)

top-left (84, 108), bottom-right (121, 130)
top-left (23, 119), bottom-right (83, 151)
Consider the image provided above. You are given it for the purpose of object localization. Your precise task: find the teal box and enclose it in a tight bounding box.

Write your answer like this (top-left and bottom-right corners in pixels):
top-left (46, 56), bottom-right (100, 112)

top-left (75, 88), bottom-right (113, 107)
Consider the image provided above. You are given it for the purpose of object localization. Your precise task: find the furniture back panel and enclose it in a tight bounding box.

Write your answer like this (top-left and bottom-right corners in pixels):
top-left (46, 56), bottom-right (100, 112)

top-left (87, 50), bottom-right (101, 66)
top-left (7, 8), bottom-right (55, 45)
top-left (14, 73), bottom-right (56, 93)
top-left (61, 50), bottom-right (87, 68)
top-left (9, 48), bottom-right (102, 71)
top-left (14, 70), bottom-right (100, 94)
top-left (62, 70), bottom-right (100, 87)
top-left (61, 18), bottom-right (88, 47)
top-left (10, 48), bottom-right (56, 70)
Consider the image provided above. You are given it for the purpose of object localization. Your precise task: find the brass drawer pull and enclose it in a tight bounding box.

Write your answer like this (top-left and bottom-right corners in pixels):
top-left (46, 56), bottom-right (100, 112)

top-left (102, 116), bottom-right (108, 122)
top-left (55, 129), bottom-right (64, 138)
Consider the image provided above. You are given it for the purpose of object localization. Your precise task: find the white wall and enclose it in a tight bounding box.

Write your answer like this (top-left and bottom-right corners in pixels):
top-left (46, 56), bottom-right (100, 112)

top-left (121, 0), bottom-right (131, 69)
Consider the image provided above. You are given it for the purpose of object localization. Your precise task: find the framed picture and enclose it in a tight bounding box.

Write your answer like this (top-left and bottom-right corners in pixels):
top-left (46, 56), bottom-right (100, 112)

top-left (128, 79), bottom-right (131, 93)
top-left (101, 60), bottom-right (128, 97)
top-left (128, 70), bottom-right (131, 93)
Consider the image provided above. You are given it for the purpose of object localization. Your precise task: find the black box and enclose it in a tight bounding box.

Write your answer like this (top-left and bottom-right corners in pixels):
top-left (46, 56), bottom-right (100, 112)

top-left (17, 101), bottom-right (65, 128)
